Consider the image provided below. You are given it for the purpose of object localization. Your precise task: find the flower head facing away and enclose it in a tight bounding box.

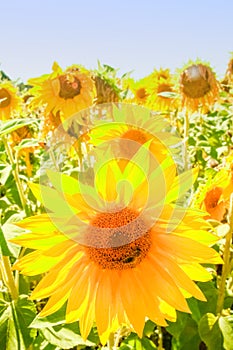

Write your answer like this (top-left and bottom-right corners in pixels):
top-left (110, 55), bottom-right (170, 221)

top-left (11, 104), bottom-right (222, 344)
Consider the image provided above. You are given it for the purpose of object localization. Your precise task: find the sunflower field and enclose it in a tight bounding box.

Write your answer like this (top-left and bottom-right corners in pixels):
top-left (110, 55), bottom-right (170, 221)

top-left (0, 58), bottom-right (233, 350)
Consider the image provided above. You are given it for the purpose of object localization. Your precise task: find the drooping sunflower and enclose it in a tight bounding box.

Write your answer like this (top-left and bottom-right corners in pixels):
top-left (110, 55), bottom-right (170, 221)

top-left (146, 68), bottom-right (178, 112)
top-left (28, 62), bottom-right (95, 121)
top-left (221, 53), bottom-right (233, 92)
top-left (86, 104), bottom-right (180, 169)
top-left (0, 81), bottom-right (22, 120)
top-left (93, 62), bottom-right (122, 104)
top-left (12, 146), bottom-right (221, 344)
top-left (178, 61), bottom-right (219, 112)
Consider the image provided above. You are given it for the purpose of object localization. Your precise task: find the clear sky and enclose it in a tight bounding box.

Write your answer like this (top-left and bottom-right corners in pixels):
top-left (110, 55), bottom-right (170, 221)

top-left (1, 0), bottom-right (233, 82)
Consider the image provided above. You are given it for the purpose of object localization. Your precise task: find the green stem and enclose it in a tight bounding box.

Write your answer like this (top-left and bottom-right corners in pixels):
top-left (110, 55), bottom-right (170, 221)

top-left (216, 194), bottom-right (233, 314)
top-left (1, 256), bottom-right (18, 300)
top-left (183, 110), bottom-right (189, 171)
top-left (3, 136), bottom-right (27, 210)
top-left (157, 326), bottom-right (164, 350)
top-left (107, 332), bottom-right (115, 350)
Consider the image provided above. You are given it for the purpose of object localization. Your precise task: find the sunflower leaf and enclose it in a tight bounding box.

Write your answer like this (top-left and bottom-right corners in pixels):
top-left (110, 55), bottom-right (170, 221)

top-left (14, 138), bottom-right (42, 151)
top-left (30, 304), bottom-right (66, 328)
top-left (198, 313), bottom-right (223, 350)
top-left (38, 323), bottom-right (95, 349)
top-left (0, 226), bottom-right (11, 256)
top-left (0, 295), bottom-right (37, 350)
top-left (0, 119), bottom-right (38, 137)
top-left (218, 315), bottom-right (233, 350)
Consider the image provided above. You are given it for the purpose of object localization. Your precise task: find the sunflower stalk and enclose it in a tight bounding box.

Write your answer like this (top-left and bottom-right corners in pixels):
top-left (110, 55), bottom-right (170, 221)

top-left (183, 110), bottom-right (189, 171)
top-left (107, 332), bottom-right (115, 350)
top-left (3, 135), bottom-right (27, 211)
top-left (157, 326), bottom-right (164, 350)
top-left (216, 193), bottom-right (233, 314)
top-left (0, 256), bottom-right (18, 300)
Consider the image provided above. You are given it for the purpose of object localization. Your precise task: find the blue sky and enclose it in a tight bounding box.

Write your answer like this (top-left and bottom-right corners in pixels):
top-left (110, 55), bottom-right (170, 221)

top-left (1, 0), bottom-right (233, 82)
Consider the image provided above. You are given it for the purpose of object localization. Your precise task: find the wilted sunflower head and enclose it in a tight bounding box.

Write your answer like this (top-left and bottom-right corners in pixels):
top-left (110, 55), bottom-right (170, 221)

top-left (179, 61), bottom-right (219, 112)
top-left (221, 54), bottom-right (233, 92)
top-left (93, 63), bottom-right (122, 104)
top-left (28, 62), bottom-right (95, 121)
top-left (0, 81), bottom-right (22, 120)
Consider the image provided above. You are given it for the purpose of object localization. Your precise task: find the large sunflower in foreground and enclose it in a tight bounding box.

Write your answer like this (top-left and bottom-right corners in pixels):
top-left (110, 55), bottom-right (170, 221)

top-left (12, 147), bottom-right (221, 344)
top-left (0, 81), bottom-right (22, 120)
top-left (28, 62), bottom-right (95, 121)
top-left (179, 61), bottom-right (219, 112)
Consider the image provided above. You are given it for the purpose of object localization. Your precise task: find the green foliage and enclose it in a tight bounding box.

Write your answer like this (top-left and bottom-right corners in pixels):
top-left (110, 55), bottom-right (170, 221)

top-left (0, 72), bottom-right (233, 349)
top-left (198, 313), bottom-right (223, 350)
top-left (0, 295), bottom-right (37, 350)
top-left (0, 119), bottom-right (38, 137)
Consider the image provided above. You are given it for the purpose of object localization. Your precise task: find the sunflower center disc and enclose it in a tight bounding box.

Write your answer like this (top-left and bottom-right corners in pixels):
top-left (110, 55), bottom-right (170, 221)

top-left (204, 187), bottom-right (223, 209)
top-left (84, 207), bottom-right (151, 269)
top-left (0, 88), bottom-right (12, 108)
top-left (118, 128), bottom-right (149, 158)
top-left (181, 65), bottom-right (211, 99)
top-left (59, 75), bottom-right (81, 99)
top-left (136, 88), bottom-right (147, 99)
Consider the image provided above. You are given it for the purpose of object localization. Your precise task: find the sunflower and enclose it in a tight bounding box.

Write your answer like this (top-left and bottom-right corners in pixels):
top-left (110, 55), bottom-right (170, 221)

top-left (124, 77), bottom-right (150, 105)
top-left (87, 104), bottom-right (180, 169)
top-left (12, 143), bottom-right (221, 344)
top-left (192, 169), bottom-right (232, 222)
top-left (146, 68), bottom-right (178, 112)
top-left (93, 62), bottom-right (122, 104)
top-left (221, 53), bottom-right (233, 92)
top-left (0, 81), bottom-right (22, 120)
top-left (179, 61), bottom-right (219, 112)
top-left (28, 62), bottom-right (95, 121)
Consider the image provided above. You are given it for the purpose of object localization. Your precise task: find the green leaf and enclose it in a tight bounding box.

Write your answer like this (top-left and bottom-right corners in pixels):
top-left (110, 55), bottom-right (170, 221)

top-left (169, 316), bottom-right (201, 350)
top-left (0, 295), bottom-right (37, 350)
top-left (14, 138), bottom-right (42, 151)
top-left (39, 323), bottom-right (95, 349)
top-left (30, 304), bottom-right (66, 328)
top-left (0, 226), bottom-right (11, 256)
top-left (0, 165), bottom-right (12, 185)
top-left (32, 333), bottom-right (59, 350)
top-left (157, 91), bottom-right (178, 98)
top-left (197, 281), bottom-right (219, 316)
top-left (188, 298), bottom-right (202, 323)
top-left (219, 315), bottom-right (233, 350)
top-left (166, 312), bottom-right (188, 339)
top-left (1, 223), bottom-right (25, 258)
top-left (198, 313), bottom-right (223, 350)
top-left (143, 320), bottom-right (156, 338)
top-left (0, 119), bottom-right (37, 137)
